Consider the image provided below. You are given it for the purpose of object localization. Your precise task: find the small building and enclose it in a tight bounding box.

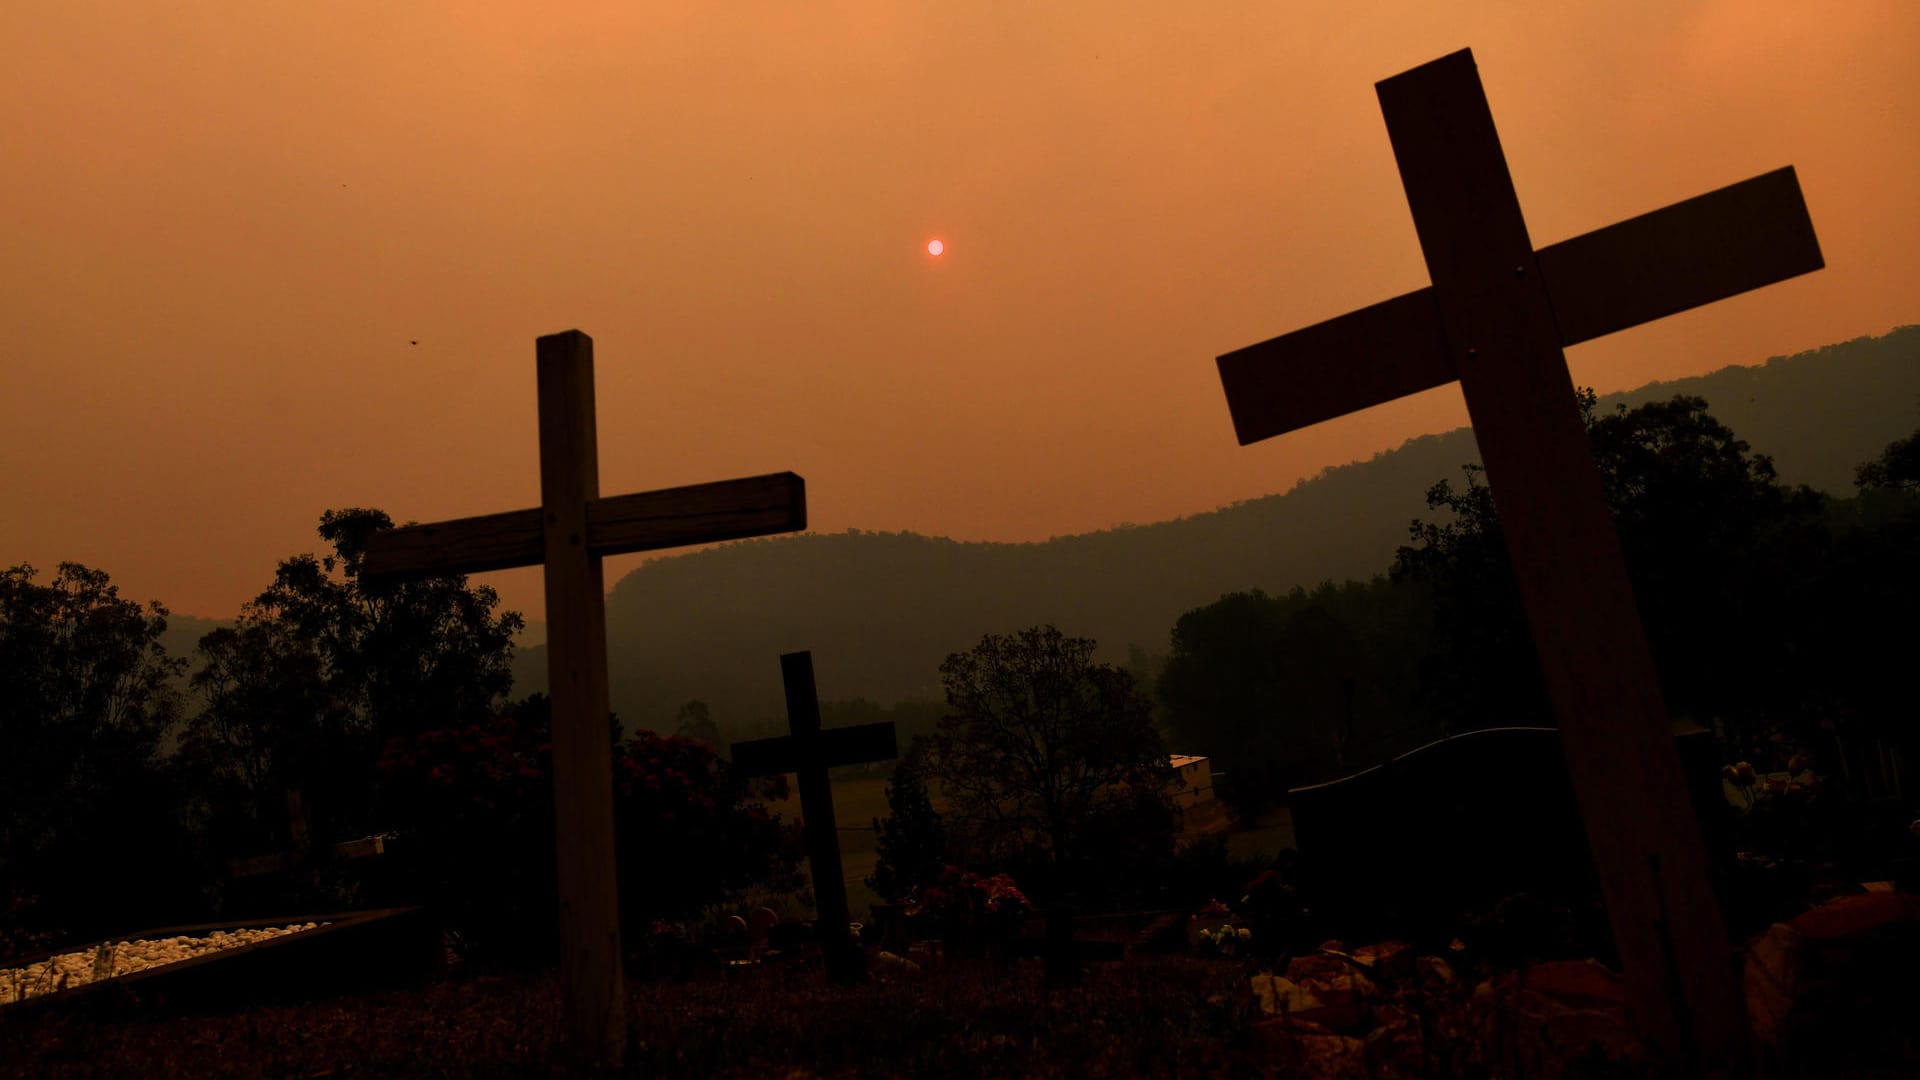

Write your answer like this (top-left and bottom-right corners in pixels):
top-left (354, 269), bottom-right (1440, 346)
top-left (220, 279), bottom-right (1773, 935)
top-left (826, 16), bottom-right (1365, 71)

top-left (1166, 755), bottom-right (1215, 811)
top-left (1167, 755), bottom-right (1229, 840)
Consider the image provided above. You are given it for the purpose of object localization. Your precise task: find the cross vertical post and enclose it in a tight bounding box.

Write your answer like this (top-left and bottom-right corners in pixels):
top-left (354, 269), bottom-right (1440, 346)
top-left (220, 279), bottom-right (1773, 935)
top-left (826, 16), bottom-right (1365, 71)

top-left (1371, 56), bottom-right (1736, 1068)
top-left (731, 651), bottom-right (897, 985)
top-left (357, 330), bottom-right (809, 1069)
top-left (782, 652), bottom-right (861, 984)
top-left (1212, 49), bottom-right (1824, 1073)
top-left (534, 330), bottom-right (626, 1064)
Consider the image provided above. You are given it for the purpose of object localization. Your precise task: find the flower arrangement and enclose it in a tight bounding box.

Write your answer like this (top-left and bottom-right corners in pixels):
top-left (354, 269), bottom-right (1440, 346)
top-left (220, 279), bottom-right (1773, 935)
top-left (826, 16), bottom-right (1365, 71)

top-left (1720, 752), bottom-right (1837, 864)
top-left (1197, 924), bottom-right (1254, 957)
top-left (1722, 754), bottom-right (1819, 815)
top-left (903, 866), bottom-right (1031, 957)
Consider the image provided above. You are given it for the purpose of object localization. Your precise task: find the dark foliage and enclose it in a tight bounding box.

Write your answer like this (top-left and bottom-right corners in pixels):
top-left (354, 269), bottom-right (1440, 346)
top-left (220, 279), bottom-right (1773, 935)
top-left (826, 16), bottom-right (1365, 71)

top-left (922, 626), bottom-right (1175, 897)
top-left (866, 752), bottom-right (948, 903)
top-left (176, 508), bottom-right (524, 860)
top-left (669, 699), bottom-right (721, 749)
top-left (374, 695), bottom-right (803, 967)
top-left (1158, 582), bottom-right (1431, 813)
top-left (1388, 393), bottom-right (1920, 805)
top-left (1855, 425), bottom-right (1920, 491)
top-left (0, 563), bottom-right (201, 941)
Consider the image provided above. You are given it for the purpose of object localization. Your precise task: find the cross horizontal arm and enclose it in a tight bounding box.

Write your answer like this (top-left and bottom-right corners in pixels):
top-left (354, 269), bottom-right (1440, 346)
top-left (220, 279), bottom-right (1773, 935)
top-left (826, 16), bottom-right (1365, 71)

top-left (359, 471), bottom-right (806, 581)
top-left (731, 722), bottom-right (898, 779)
top-left (1216, 168), bottom-right (1822, 445)
top-left (1216, 288), bottom-right (1451, 445)
top-left (1537, 167), bottom-right (1822, 345)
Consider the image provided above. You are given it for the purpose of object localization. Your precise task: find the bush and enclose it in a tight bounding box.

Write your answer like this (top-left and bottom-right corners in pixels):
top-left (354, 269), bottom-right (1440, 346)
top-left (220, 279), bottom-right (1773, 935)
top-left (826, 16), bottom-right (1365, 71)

top-left (904, 866), bottom-right (1032, 958)
top-left (375, 695), bottom-right (803, 968)
top-left (866, 757), bottom-right (948, 904)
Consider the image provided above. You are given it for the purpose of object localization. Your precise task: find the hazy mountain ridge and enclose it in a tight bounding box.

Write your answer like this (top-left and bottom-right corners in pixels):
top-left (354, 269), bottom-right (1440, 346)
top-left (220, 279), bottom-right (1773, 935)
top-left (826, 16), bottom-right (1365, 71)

top-left (502, 326), bottom-right (1919, 734)
top-left (156, 328), bottom-right (1918, 731)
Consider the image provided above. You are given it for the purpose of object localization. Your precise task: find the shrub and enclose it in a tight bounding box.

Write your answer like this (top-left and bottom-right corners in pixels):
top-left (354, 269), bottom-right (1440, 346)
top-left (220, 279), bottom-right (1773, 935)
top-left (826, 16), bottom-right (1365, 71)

top-left (375, 695), bottom-right (803, 968)
top-left (904, 866), bottom-right (1032, 957)
top-left (866, 757), bottom-right (947, 904)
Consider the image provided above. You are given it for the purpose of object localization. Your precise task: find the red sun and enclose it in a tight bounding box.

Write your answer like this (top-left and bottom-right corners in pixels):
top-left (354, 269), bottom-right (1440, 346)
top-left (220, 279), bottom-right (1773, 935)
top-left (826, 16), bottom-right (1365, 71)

top-left (926, 239), bottom-right (945, 256)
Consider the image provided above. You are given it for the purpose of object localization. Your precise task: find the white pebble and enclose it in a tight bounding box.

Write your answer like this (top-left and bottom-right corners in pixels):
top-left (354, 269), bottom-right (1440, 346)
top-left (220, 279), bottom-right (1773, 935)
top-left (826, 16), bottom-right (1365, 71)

top-left (1, 922), bottom-right (331, 1004)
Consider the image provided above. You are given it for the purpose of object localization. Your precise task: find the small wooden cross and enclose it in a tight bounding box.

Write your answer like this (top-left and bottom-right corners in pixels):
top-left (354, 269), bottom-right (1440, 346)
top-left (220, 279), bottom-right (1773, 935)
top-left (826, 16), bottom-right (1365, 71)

top-left (1214, 49), bottom-right (1822, 1071)
top-left (227, 789), bottom-right (315, 880)
top-left (359, 330), bottom-right (807, 1067)
top-left (731, 651), bottom-right (897, 984)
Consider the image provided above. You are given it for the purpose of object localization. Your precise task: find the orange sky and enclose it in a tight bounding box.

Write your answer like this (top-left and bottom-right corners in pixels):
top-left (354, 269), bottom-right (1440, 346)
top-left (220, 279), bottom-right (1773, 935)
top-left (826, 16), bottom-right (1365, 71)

top-left (4, 2), bottom-right (1916, 623)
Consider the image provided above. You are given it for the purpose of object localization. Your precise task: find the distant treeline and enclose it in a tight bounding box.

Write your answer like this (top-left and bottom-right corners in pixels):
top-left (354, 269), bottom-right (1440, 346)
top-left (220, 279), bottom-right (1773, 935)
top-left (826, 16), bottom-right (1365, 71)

top-left (507, 326), bottom-right (1920, 740)
top-left (7, 326), bottom-right (1917, 954)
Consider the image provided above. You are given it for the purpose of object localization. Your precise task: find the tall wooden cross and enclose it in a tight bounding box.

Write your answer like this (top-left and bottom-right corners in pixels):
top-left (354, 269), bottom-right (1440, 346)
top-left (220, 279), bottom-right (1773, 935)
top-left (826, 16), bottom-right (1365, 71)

top-left (731, 651), bottom-right (897, 984)
top-left (1214, 50), bottom-right (1822, 1071)
top-left (358, 330), bottom-right (807, 1067)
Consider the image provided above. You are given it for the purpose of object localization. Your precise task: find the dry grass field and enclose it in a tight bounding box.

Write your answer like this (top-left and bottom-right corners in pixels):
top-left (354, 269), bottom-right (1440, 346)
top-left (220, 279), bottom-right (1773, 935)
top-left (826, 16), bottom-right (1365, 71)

top-left (762, 776), bottom-right (905, 922)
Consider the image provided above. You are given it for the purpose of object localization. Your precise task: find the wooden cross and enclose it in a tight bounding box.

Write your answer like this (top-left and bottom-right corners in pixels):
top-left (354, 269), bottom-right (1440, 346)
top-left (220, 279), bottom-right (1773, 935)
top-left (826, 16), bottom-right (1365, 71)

top-left (359, 330), bottom-right (807, 1067)
top-left (731, 651), bottom-right (897, 984)
top-left (227, 790), bottom-right (314, 880)
top-left (227, 789), bottom-right (388, 880)
top-left (1214, 49), bottom-right (1822, 1072)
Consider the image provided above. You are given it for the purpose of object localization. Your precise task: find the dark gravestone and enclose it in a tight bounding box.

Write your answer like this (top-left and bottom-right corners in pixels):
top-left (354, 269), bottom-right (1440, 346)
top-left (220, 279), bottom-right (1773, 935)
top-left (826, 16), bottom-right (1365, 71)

top-left (1289, 727), bottom-right (1728, 947)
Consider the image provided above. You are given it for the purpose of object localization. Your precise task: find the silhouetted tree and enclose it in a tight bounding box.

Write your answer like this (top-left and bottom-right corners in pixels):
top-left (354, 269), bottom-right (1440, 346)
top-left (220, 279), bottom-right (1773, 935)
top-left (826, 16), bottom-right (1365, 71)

top-left (0, 563), bottom-right (190, 935)
top-left (1810, 427), bottom-right (1920, 795)
top-left (866, 750), bottom-right (947, 903)
top-left (1158, 582), bottom-right (1428, 816)
top-left (1391, 461), bottom-right (1553, 731)
top-left (1392, 391), bottom-right (1824, 732)
top-left (1855, 426), bottom-right (1920, 491)
top-left (921, 626), bottom-right (1172, 887)
top-left (180, 508), bottom-right (523, 850)
top-left (671, 699), bottom-right (722, 749)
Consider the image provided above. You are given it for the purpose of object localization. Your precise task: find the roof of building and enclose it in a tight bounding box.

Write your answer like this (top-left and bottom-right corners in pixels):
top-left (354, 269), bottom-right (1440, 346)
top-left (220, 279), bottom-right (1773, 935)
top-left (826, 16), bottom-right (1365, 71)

top-left (1168, 754), bottom-right (1207, 769)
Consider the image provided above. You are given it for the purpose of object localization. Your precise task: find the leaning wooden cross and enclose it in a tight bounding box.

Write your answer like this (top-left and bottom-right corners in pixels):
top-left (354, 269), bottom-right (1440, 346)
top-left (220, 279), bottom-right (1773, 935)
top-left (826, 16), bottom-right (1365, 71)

top-left (359, 330), bottom-right (807, 1067)
top-left (731, 651), bottom-right (897, 984)
top-left (1214, 49), bottom-right (1821, 1071)
top-left (227, 789), bottom-right (387, 880)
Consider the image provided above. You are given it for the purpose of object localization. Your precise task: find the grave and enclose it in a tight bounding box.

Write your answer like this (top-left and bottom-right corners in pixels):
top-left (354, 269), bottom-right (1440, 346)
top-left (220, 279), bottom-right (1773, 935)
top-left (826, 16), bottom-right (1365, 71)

top-left (0, 908), bottom-right (436, 1020)
top-left (731, 651), bottom-right (897, 984)
top-left (1210, 48), bottom-right (1821, 1071)
top-left (1289, 727), bottom-right (1592, 945)
top-left (225, 789), bottom-right (396, 898)
top-left (359, 330), bottom-right (808, 1065)
top-left (1286, 727), bottom-right (1731, 947)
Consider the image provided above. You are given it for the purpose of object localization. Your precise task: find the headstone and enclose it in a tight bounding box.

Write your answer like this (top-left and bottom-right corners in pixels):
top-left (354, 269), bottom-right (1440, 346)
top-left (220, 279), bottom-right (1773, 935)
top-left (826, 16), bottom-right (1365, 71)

top-left (1211, 47), bottom-right (1822, 1071)
top-left (359, 330), bottom-right (808, 1065)
top-left (226, 789), bottom-right (389, 887)
top-left (1291, 729), bottom-right (1586, 934)
top-left (1292, 728), bottom-right (1574, 944)
top-left (730, 651), bottom-right (897, 984)
top-left (1290, 728), bottom-right (1732, 945)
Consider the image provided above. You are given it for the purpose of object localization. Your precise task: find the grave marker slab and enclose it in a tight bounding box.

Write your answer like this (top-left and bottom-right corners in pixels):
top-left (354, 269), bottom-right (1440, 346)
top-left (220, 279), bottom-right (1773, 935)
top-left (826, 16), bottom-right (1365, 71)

top-left (1212, 49), bottom-right (1821, 1071)
top-left (1288, 727), bottom-right (1728, 943)
top-left (731, 651), bottom-right (897, 984)
top-left (1289, 728), bottom-right (1593, 942)
top-left (360, 330), bottom-right (807, 1066)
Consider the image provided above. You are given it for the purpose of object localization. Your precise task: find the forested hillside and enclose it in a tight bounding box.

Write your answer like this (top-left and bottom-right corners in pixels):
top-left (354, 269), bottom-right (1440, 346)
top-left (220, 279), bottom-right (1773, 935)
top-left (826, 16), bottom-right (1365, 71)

top-left (503, 327), bottom-right (1913, 733)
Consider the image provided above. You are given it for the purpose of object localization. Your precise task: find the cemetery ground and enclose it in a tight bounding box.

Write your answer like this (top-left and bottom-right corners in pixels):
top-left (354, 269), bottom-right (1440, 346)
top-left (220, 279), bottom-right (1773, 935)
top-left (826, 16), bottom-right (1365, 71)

top-left (8, 784), bottom-right (1918, 1078)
